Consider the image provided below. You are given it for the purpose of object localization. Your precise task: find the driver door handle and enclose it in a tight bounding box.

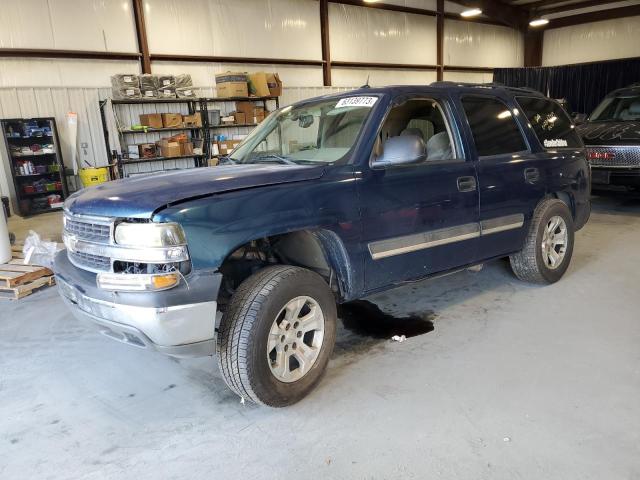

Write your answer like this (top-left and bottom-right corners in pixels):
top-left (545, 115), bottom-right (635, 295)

top-left (457, 176), bottom-right (477, 192)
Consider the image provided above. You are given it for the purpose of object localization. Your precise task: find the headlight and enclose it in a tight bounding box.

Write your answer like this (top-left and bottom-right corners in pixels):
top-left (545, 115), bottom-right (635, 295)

top-left (115, 222), bottom-right (186, 247)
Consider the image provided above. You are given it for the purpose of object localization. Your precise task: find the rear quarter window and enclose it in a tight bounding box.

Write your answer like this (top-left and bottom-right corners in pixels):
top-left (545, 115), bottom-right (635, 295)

top-left (516, 96), bottom-right (583, 149)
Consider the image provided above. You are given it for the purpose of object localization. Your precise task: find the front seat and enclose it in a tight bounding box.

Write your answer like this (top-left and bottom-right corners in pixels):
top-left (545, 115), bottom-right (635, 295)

top-left (619, 101), bottom-right (640, 121)
top-left (426, 131), bottom-right (452, 161)
top-left (401, 127), bottom-right (425, 141)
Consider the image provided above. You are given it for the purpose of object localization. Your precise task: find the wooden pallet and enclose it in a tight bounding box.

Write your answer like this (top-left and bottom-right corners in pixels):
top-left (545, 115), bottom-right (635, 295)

top-left (0, 249), bottom-right (56, 300)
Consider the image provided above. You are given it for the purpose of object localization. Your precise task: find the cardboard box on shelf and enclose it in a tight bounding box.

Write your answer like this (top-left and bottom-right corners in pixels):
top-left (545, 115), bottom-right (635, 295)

top-left (221, 115), bottom-right (235, 125)
top-left (139, 113), bottom-right (163, 129)
top-left (236, 101), bottom-right (255, 120)
top-left (233, 112), bottom-right (247, 124)
top-left (138, 143), bottom-right (157, 158)
top-left (161, 113), bottom-right (183, 128)
top-left (217, 139), bottom-right (242, 156)
top-left (157, 139), bottom-right (182, 158)
top-left (248, 72), bottom-right (270, 97)
top-left (168, 132), bottom-right (189, 143)
top-left (215, 72), bottom-right (248, 98)
top-left (267, 73), bottom-right (282, 97)
top-left (182, 113), bottom-right (202, 128)
top-left (181, 142), bottom-right (194, 156)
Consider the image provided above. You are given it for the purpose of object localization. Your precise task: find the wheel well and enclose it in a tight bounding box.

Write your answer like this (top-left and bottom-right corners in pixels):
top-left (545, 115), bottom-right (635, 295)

top-left (217, 230), bottom-right (350, 307)
top-left (550, 192), bottom-right (574, 218)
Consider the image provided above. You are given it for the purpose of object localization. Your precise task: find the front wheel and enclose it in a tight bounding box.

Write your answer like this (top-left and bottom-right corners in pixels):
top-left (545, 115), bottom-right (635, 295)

top-left (216, 265), bottom-right (337, 407)
top-left (510, 199), bottom-right (575, 284)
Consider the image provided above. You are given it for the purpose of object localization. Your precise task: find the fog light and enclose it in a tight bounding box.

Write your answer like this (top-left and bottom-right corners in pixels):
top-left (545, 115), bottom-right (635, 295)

top-left (97, 272), bottom-right (180, 291)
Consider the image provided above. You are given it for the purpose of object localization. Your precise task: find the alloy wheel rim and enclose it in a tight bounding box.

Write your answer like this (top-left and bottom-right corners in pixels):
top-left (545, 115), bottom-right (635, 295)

top-left (267, 296), bottom-right (325, 383)
top-left (541, 215), bottom-right (568, 270)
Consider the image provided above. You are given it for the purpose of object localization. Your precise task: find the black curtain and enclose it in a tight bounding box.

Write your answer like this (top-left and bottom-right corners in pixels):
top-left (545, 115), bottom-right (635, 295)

top-left (493, 57), bottom-right (640, 115)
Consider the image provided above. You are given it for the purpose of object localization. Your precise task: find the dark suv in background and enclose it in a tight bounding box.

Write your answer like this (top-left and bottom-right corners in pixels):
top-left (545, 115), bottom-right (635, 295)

top-left (55, 84), bottom-right (590, 406)
top-left (576, 84), bottom-right (640, 191)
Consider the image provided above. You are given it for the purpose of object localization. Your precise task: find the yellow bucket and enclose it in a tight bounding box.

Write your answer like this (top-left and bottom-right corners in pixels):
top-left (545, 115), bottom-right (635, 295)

top-left (79, 167), bottom-right (109, 187)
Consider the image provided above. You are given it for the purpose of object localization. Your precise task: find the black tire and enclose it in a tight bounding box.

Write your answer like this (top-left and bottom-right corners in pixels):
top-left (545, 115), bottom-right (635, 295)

top-left (216, 265), bottom-right (337, 407)
top-left (509, 199), bottom-right (575, 284)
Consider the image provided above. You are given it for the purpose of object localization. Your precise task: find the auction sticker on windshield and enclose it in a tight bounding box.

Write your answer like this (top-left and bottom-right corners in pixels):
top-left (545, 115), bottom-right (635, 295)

top-left (335, 96), bottom-right (378, 108)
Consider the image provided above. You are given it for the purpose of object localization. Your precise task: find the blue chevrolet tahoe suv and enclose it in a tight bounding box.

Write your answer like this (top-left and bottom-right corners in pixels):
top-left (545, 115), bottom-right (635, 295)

top-left (55, 83), bottom-right (591, 406)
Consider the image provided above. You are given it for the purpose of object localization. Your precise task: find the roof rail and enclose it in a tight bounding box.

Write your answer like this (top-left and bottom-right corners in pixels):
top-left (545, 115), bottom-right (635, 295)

top-left (429, 81), bottom-right (544, 95)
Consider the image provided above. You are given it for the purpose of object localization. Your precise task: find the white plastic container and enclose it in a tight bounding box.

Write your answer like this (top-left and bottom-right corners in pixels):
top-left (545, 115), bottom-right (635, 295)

top-left (0, 202), bottom-right (11, 263)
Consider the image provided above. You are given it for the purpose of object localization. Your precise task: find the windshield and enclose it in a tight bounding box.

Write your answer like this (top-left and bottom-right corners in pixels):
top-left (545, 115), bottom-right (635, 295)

top-left (590, 94), bottom-right (640, 122)
top-left (229, 96), bottom-right (378, 165)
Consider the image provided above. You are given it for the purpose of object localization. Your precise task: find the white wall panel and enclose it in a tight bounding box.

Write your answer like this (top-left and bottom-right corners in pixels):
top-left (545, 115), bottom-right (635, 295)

top-left (542, 16), bottom-right (640, 66)
top-left (444, 20), bottom-right (523, 67)
top-left (151, 61), bottom-right (323, 87)
top-left (0, 59), bottom-right (140, 88)
top-left (0, 0), bottom-right (137, 52)
top-left (329, 4), bottom-right (437, 65)
top-left (443, 71), bottom-right (494, 83)
top-left (332, 68), bottom-right (437, 87)
top-left (145, 0), bottom-right (321, 60)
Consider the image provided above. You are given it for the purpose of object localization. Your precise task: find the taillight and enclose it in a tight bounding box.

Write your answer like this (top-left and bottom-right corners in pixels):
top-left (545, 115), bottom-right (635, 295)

top-left (587, 150), bottom-right (615, 161)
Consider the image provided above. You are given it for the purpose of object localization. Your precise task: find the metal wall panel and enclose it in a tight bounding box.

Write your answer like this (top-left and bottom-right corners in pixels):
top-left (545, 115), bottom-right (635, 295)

top-left (144, 0), bottom-right (322, 60)
top-left (542, 16), bottom-right (640, 66)
top-left (0, 59), bottom-right (141, 88)
top-left (443, 71), bottom-right (494, 83)
top-left (444, 20), bottom-right (523, 68)
top-left (0, 0), bottom-right (138, 52)
top-left (329, 3), bottom-right (438, 65)
top-left (332, 68), bottom-right (437, 87)
top-left (150, 61), bottom-right (324, 87)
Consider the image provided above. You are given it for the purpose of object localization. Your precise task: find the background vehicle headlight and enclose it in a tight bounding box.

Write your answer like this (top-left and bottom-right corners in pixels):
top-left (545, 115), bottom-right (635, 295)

top-left (115, 222), bottom-right (186, 247)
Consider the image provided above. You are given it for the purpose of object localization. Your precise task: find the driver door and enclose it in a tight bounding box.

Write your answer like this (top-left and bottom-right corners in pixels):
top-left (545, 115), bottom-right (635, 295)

top-left (357, 94), bottom-right (480, 292)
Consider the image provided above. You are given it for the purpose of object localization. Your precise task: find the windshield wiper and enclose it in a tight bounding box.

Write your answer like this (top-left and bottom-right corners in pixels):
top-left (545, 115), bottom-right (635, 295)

top-left (218, 156), bottom-right (237, 165)
top-left (247, 154), bottom-right (297, 165)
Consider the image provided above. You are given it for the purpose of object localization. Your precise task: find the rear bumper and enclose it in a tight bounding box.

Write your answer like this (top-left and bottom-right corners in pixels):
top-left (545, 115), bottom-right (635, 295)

top-left (54, 250), bottom-right (222, 357)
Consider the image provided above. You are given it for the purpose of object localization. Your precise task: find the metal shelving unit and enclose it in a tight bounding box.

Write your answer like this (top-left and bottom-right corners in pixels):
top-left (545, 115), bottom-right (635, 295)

top-left (100, 95), bottom-right (280, 175)
top-left (1, 117), bottom-right (68, 217)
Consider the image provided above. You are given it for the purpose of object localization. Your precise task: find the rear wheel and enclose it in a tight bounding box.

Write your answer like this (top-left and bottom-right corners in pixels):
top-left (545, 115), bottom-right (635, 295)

top-left (216, 265), bottom-right (337, 407)
top-left (509, 199), bottom-right (575, 284)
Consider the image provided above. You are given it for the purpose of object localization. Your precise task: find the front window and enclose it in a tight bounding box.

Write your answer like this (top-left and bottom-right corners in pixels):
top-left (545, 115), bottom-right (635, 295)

top-left (590, 95), bottom-right (640, 122)
top-left (230, 96), bottom-right (378, 165)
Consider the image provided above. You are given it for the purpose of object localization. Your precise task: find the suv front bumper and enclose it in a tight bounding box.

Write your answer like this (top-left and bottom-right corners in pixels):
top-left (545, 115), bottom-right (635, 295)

top-left (54, 250), bottom-right (222, 357)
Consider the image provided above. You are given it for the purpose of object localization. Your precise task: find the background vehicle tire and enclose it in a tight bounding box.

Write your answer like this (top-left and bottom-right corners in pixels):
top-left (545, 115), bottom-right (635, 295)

top-left (509, 198), bottom-right (575, 284)
top-left (216, 265), bottom-right (337, 407)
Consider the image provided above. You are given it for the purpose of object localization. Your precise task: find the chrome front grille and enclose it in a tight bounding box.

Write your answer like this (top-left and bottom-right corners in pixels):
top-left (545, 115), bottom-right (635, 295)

top-left (64, 216), bottom-right (112, 242)
top-left (64, 213), bottom-right (114, 273)
top-left (587, 146), bottom-right (640, 168)
top-left (68, 251), bottom-right (112, 272)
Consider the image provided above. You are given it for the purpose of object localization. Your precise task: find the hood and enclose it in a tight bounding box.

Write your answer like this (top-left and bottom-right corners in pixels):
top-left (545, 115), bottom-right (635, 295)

top-left (576, 121), bottom-right (640, 146)
top-left (65, 164), bottom-right (325, 219)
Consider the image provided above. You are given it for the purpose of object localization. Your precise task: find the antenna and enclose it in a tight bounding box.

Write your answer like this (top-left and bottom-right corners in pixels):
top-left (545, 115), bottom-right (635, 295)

top-left (360, 74), bottom-right (370, 89)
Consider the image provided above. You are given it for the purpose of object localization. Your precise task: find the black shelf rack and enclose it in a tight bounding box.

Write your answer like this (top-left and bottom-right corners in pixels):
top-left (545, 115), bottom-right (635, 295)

top-left (1, 117), bottom-right (68, 217)
top-left (100, 95), bottom-right (279, 176)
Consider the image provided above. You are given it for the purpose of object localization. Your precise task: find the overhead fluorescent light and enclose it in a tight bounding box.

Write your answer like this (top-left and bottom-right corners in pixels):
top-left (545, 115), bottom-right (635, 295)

top-left (363, 0), bottom-right (380, 3)
top-left (461, 8), bottom-right (482, 18)
top-left (529, 18), bottom-right (549, 27)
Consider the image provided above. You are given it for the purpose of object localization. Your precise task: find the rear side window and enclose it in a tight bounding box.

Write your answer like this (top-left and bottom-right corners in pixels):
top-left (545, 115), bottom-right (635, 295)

top-left (516, 96), bottom-right (582, 149)
top-left (461, 96), bottom-right (528, 156)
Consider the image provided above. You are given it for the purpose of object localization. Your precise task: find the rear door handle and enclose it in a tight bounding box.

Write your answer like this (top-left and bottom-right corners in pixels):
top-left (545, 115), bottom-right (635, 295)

top-left (457, 176), bottom-right (477, 192)
top-left (524, 167), bottom-right (540, 183)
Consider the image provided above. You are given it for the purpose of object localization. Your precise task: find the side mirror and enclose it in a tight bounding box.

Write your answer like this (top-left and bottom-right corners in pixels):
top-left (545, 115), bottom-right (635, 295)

top-left (572, 113), bottom-right (587, 125)
top-left (371, 135), bottom-right (426, 169)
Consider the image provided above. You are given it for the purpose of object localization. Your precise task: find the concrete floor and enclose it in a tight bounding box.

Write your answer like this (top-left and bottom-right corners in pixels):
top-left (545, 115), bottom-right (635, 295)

top-left (1, 195), bottom-right (639, 480)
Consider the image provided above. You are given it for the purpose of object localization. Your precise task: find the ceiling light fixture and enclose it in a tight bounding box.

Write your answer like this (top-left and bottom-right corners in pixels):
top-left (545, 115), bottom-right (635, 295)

top-left (461, 8), bottom-right (482, 18)
top-left (529, 18), bottom-right (549, 27)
